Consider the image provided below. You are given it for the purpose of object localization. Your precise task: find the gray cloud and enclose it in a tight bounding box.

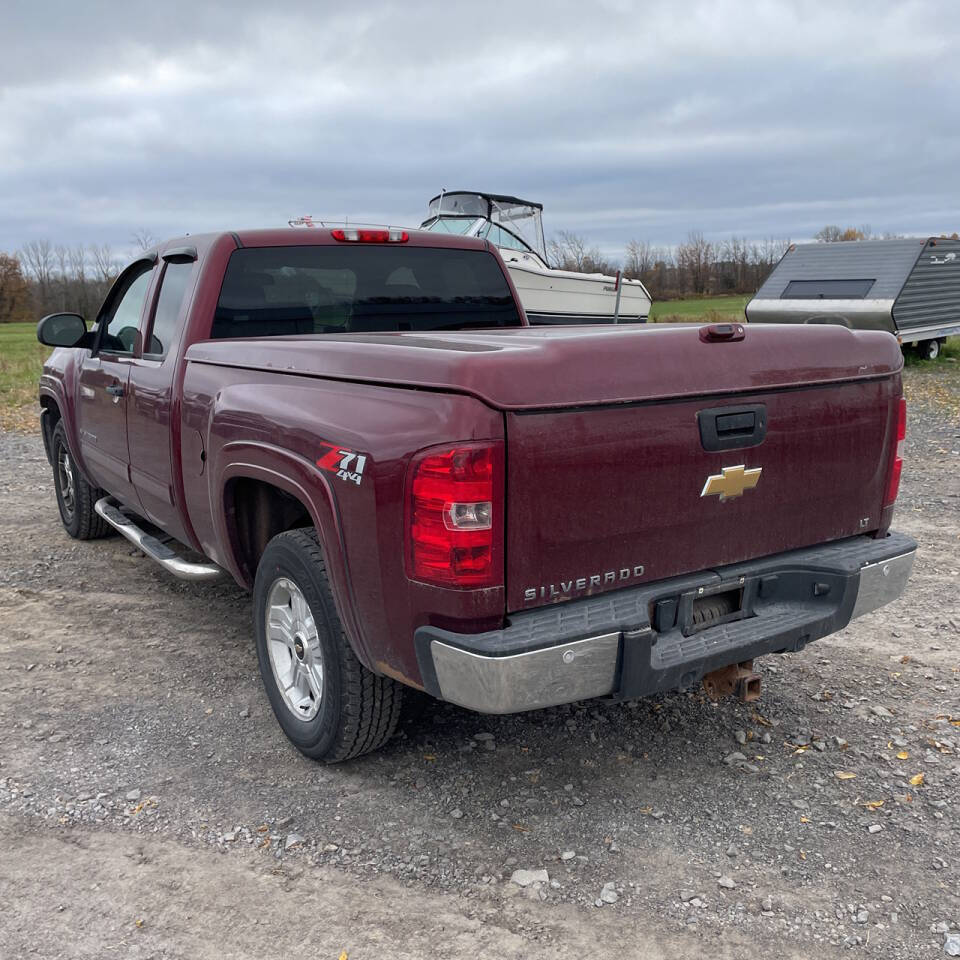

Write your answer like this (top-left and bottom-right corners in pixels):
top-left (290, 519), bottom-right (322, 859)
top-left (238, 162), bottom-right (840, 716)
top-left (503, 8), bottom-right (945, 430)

top-left (2, 0), bottom-right (958, 260)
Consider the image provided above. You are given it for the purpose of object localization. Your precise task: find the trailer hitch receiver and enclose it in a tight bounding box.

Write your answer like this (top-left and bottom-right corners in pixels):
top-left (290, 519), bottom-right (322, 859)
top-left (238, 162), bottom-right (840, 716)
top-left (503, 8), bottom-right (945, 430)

top-left (702, 660), bottom-right (761, 702)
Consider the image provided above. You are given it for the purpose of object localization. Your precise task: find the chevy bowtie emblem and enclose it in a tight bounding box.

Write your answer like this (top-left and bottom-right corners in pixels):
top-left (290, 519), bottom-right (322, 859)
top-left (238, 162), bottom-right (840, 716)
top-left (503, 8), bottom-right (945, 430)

top-left (701, 464), bottom-right (762, 501)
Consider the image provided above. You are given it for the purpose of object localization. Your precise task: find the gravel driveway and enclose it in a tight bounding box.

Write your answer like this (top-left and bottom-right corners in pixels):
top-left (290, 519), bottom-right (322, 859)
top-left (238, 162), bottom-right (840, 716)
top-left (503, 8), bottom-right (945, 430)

top-left (1, 364), bottom-right (958, 959)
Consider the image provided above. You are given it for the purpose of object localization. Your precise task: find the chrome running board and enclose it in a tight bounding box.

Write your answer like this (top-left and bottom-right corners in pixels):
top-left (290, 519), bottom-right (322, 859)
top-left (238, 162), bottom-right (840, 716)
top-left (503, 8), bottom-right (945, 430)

top-left (94, 497), bottom-right (224, 582)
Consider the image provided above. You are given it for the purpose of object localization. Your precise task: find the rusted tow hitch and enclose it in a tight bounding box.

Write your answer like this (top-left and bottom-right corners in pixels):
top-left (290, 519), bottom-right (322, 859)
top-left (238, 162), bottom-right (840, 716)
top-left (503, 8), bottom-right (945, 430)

top-left (702, 660), bottom-right (761, 702)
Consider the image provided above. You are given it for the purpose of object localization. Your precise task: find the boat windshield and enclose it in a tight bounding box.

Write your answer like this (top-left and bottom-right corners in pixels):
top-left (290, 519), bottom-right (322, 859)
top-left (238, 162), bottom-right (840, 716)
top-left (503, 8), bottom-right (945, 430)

top-left (426, 192), bottom-right (546, 260)
top-left (427, 217), bottom-right (479, 236)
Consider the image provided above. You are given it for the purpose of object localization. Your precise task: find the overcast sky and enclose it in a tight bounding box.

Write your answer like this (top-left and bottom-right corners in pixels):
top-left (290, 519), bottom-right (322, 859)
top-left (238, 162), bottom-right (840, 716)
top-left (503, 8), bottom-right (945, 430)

top-left (2, 0), bottom-right (958, 260)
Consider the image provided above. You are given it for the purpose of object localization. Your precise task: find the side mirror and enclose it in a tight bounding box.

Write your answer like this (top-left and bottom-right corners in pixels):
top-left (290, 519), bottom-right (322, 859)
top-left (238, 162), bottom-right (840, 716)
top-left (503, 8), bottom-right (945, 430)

top-left (37, 313), bottom-right (88, 347)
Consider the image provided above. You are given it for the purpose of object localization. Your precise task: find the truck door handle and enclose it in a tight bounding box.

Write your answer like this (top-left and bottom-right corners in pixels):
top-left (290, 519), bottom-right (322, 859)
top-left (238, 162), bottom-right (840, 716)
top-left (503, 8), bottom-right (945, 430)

top-left (698, 403), bottom-right (767, 451)
top-left (105, 384), bottom-right (125, 398)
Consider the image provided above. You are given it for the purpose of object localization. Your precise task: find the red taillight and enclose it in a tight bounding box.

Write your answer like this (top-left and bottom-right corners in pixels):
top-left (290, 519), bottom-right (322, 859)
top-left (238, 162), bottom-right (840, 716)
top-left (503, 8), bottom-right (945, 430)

top-left (406, 442), bottom-right (503, 588)
top-left (331, 228), bottom-right (409, 243)
top-left (884, 396), bottom-right (906, 506)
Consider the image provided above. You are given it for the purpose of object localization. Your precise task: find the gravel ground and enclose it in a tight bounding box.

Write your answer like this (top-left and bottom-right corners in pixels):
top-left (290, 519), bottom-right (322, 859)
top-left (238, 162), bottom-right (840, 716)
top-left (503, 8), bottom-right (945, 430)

top-left (1, 363), bottom-right (958, 959)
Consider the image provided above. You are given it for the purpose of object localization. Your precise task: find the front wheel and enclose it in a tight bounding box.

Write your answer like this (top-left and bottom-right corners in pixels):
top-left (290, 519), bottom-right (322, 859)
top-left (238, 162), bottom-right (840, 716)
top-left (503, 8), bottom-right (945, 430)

top-left (253, 528), bottom-right (403, 762)
top-left (51, 420), bottom-right (110, 540)
top-left (918, 339), bottom-right (942, 360)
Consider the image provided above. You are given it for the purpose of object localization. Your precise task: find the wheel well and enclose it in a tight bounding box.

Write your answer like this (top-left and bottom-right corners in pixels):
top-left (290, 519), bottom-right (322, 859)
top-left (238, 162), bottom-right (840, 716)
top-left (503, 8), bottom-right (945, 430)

top-left (226, 478), bottom-right (313, 585)
top-left (39, 396), bottom-right (62, 463)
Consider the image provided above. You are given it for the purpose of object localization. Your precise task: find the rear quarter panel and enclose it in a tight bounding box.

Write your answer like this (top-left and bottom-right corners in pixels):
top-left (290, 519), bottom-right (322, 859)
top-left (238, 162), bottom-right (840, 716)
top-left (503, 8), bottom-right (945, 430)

top-left (180, 363), bottom-right (504, 684)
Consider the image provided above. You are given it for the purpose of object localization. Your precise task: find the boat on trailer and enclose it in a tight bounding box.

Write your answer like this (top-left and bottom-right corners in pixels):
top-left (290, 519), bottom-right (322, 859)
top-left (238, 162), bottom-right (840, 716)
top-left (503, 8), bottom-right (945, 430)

top-left (419, 191), bottom-right (651, 325)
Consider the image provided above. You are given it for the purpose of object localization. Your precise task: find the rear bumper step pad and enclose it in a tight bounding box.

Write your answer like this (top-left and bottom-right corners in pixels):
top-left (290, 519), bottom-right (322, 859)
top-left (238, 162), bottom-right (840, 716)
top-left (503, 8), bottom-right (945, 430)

top-left (415, 532), bottom-right (916, 714)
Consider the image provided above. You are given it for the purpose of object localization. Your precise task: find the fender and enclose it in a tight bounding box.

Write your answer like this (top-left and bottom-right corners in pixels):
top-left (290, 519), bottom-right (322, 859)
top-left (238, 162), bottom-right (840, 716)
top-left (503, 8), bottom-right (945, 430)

top-left (214, 441), bottom-right (374, 671)
top-left (39, 370), bottom-right (93, 480)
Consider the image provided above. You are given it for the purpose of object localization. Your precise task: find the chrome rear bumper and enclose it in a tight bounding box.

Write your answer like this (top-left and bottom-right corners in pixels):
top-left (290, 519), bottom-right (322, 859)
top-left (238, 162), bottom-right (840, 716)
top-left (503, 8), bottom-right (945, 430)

top-left (417, 533), bottom-right (916, 715)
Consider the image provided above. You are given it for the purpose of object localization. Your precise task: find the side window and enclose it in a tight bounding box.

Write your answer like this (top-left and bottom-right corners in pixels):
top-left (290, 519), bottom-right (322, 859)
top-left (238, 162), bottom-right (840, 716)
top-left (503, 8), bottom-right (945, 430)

top-left (100, 266), bottom-right (153, 354)
top-left (146, 262), bottom-right (194, 357)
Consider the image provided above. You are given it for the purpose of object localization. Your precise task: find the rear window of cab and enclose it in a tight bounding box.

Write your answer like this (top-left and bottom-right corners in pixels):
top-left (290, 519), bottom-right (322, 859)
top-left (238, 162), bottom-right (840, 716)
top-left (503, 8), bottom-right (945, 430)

top-left (212, 245), bottom-right (522, 338)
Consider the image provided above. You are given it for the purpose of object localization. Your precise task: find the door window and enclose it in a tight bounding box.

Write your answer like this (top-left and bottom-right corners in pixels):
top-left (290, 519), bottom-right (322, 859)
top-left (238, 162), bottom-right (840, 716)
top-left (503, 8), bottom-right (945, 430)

top-left (99, 266), bottom-right (153, 354)
top-left (145, 262), bottom-right (194, 357)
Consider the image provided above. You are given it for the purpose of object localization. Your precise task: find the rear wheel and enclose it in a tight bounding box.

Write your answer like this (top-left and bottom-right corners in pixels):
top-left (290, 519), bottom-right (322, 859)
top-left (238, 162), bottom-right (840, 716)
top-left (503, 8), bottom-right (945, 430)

top-left (253, 528), bottom-right (403, 762)
top-left (51, 420), bottom-right (110, 540)
top-left (918, 339), bottom-right (941, 360)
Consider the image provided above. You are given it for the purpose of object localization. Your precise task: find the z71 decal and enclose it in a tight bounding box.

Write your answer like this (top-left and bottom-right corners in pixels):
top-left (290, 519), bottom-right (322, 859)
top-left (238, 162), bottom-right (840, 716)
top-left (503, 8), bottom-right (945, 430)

top-left (316, 445), bottom-right (368, 486)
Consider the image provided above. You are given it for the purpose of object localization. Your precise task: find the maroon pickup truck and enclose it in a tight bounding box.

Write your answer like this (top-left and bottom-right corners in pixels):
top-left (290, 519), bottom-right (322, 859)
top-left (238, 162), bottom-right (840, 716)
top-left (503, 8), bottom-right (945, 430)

top-left (37, 226), bottom-right (916, 762)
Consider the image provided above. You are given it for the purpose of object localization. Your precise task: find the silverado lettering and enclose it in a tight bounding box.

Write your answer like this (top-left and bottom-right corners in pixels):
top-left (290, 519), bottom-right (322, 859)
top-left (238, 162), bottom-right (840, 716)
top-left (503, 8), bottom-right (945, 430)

top-left (524, 565), bottom-right (647, 603)
top-left (36, 226), bottom-right (916, 763)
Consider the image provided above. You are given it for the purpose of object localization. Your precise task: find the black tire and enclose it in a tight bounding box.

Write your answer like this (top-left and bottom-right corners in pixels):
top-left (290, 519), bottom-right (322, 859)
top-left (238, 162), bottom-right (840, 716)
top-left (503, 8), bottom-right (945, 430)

top-left (253, 528), bottom-right (403, 762)
top-left (919, 339), bottom-right (941, 360)
top-left (51, 420), bottom-right (110, 540)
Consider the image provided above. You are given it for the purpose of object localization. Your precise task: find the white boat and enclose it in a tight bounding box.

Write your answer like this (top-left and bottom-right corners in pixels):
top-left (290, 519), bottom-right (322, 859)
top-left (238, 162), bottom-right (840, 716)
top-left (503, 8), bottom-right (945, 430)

top-left (419, 191), bottom-right (652, 324)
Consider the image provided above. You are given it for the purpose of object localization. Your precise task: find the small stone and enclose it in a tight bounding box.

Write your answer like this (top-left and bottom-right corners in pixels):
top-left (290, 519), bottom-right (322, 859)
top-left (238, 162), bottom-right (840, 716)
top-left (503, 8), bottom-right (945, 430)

top-left (726, 843), bottom-right (738, 858)
top-left (284, 833), bottom-right (305, 850)
top-left (724, 752), bottom-right (748, 765)
top-left (125, 789), bottom-right (141, 802)
top-left (571, 797), bottom-right (585, 807)
top-left (760, 896), bottom-right (774, 912)
top-left (761, 732), bottom-right (772, 745)
top-left (718, 876), bottom-right (736, 889)
top-left (870, 705), bottom-right (894, 718)
top-left (944, 933), bottom-right (960, 956)
top-left (680, 889), bottom-right (697, 902)
top-left (734, 730), bottom-right (747, 745)
top-left (322, 843), bottom-right (339, 853)
top-left (790, 799), bottom-right (808, 810)
top-left (600, 882), bottom-right (618, 904)
top-left (855, 909), bottom-right (869, 924)
top-left (450, 808), bottom-right (463, 820)
top-left (473, 732), bottom-right (494, 741)
top-left (511, 869), bottom-right (549, 887)
top-left (833, 736), bottom-right (849, 749)
top-left (239, 707), bottom-right (249, 719)
top-left (560, 850), bottom-right (575, 861)
top-left (868, 824), bottom-right (882, 834)
top-left (812, 740), bottom-right (826, 752)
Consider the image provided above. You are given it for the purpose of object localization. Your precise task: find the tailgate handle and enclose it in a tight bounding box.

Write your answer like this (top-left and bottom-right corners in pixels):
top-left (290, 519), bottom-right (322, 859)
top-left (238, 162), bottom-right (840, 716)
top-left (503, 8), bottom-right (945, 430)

top-left (700, 322), bottom-right (745, 342)
top-left (698, 403), bottom-right (767, 452)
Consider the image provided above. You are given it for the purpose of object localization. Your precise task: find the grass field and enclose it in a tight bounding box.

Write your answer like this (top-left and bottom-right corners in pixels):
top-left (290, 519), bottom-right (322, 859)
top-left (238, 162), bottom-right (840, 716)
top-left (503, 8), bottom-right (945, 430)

top-left (649, 295), bottom-right (749, 322)
top-left (0, 322), bottom-right (49, 429)
top-left (1, 316), bottom-right (956, 430)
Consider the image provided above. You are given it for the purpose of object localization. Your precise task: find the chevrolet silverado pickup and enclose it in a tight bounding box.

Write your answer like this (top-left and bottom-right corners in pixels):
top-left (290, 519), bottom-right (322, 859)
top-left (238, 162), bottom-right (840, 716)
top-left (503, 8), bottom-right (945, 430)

top-left (36, 226), bottom-right (916, 762)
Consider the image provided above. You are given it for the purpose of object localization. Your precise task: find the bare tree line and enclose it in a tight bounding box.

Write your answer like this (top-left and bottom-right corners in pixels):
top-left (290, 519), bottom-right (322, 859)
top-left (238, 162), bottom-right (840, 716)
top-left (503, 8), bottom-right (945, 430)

top-left (0, 231), bottom-right (159, 323)
top-left (550, 230), bottom-right (793, 299)
top-left (16, 239), bottom-right (123, 320)
top-left (3, 223), bottom-right (957, 323)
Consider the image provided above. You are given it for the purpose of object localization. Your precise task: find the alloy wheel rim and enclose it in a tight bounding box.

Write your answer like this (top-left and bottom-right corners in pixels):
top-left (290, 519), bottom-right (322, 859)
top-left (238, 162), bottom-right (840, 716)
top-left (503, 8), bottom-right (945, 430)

top-left (58, 447), bottom-right (75, 516)
top-left (265, 577), bottom-right (324, 722)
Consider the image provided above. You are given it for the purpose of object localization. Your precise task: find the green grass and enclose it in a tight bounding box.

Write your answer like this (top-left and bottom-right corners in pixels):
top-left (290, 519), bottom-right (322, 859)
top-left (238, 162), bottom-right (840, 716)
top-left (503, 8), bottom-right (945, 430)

top-left (650, 295), bottom-right (749, 323)
top-left (1, 316), bottom-right (956, 431)
top-left (0, 321), bottom-right (49, 429)
top-left (902, 336), bottom-right (960, 365)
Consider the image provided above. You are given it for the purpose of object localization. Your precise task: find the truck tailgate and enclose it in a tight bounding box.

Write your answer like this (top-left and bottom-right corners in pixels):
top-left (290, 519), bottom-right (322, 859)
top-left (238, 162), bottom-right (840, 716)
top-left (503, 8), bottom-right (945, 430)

top-left (506, 377), bottom-right (900, 612)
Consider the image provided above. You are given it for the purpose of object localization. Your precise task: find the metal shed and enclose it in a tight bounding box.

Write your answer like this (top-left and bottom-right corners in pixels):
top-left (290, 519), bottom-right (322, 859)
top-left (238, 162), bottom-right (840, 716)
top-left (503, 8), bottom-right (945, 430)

top-left (746, 237), bottom-right (960, 358)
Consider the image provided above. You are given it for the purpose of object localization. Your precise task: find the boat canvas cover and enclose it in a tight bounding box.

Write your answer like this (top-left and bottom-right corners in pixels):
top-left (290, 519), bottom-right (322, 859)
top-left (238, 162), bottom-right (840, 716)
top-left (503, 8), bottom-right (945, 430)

top-left (426, 191), bottom-right (547, 260)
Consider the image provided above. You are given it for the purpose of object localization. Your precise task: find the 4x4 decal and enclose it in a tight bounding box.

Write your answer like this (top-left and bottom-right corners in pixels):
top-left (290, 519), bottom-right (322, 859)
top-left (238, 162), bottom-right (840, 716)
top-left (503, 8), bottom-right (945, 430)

top-left (316, 445), bottom-right (368, 486)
